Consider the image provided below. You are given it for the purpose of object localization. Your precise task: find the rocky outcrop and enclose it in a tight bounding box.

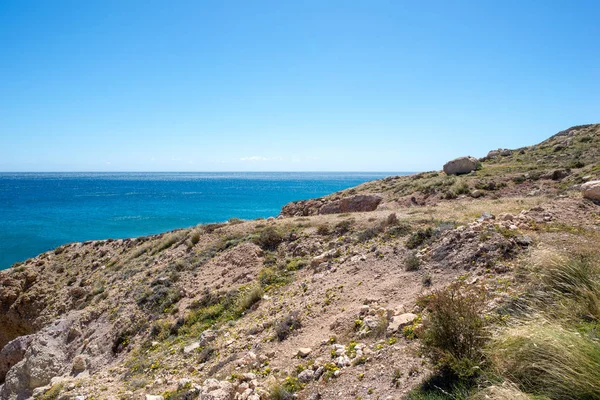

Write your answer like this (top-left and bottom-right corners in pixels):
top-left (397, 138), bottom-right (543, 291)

top-left (319, 194), bottom-right (383, 215)
top-left (443, 156), bottom-right (479, 175)
top-left (582, 180), bottom-right (600, 202)
top-left (0, 336), bottom-right (32, 385)
top-left (281, 194), bottom-right (383, 216)
top-left (1, 320), bottom-right (72, 399)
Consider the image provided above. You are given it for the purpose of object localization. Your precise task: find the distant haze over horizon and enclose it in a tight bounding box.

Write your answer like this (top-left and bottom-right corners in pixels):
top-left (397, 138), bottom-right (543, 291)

top-left (1, 1), bottom-right (598, 172)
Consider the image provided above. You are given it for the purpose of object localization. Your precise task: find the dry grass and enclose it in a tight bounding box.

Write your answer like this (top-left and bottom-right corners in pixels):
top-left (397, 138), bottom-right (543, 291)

top-left (489, 321), bottom-right (600, 400)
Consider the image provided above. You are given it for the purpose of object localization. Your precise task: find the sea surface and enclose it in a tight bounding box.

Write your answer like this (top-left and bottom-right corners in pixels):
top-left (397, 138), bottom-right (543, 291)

top-left (0, 172), bottom-right (405, 270)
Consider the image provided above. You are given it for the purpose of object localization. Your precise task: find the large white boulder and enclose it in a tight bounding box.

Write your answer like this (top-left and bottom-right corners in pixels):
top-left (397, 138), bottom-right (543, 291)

top-left (582, 180), bottom-right (600, 201)
top-left (443, 156), bottom-right (479, 175)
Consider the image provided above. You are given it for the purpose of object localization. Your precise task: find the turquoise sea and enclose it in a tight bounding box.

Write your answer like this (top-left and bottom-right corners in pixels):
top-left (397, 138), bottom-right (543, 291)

top-left (0, 172), bottom-right (403, 270)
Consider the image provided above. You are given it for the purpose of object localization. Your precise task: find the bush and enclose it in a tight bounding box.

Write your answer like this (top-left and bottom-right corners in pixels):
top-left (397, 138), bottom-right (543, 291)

top-left (357, 227), bottom-right (382, 242)
top-left (490, 322), bottom-right (600, 399)
top-left (237, 285), bottom-right (263, 312)
top-left (316, 224), bottom-right (330, 235)
top-left (275, 311), bottom-right (302, 341)
top-left (420, 284), bottom-right (488, 380)
top-left (334, 219), bottom-right (354, 234)
top-left (406, 228), bottom-right (434, 249)
top-left (190, 231), bottom-right (201, 245)
top-left (405, 253), bottom-right (421, 271)
top-left (253, 227), bottom-right (284, 250)
top-left (268, 383), bottom-right (294, 400)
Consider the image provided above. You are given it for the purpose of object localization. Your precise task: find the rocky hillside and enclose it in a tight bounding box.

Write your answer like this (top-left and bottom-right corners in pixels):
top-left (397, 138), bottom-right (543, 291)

top-left (1, 124), bottom-right (600, 400)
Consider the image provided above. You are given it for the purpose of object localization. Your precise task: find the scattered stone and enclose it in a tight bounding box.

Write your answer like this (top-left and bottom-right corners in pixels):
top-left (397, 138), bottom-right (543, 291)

top-left (184, 342), bottom-right (200, 354)
top-left (72, 355), bottom-right (87, 372)
top-left (470, 190), bottom-right (484, 198)
top-left (515, 235), bottom-right (533, 247)
top-left (199, 329), bottom-right (218, 345)
top-left (145, 396), bottom-right (164, 400)
top-left (387, 313), bottom-right (417, 334)
top-left (478, 212), bottom-right (495, 222)
top-left (298, 369), bottom-right (315, 383)
top-left (296, 348), bottom-right (312, 358)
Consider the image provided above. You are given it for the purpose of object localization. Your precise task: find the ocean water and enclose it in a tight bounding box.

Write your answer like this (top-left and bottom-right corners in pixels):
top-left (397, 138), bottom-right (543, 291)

top-left (0, 172), bottom-right (403, 270)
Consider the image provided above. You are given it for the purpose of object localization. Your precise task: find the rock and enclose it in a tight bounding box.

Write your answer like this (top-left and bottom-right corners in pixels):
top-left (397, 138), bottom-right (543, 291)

top-left (72, 355), bottom-right (87, 372)
top-left (145, 396), bottom-right (164, 400)
top-left (298, 369), bottom-right (315, 383)
top-left (199, 330), bottom-right (218, 346)
top-left (443, 156), bottom-right (479, 175)
top-left (0, 335), bottom-right (32, 384)
top-left (478, 212), bottom-right (495, 222)
top-left (582, 180), bottom-right (600, 202)
top-left (470, 190), bottom-right (484, 198)
top-left (335, 355), bottom-right (351, 367)
top-left (387, 313), bottom-right (417, 334)
top-left (296, 348), bottom-right (312, 358)
top-left (1, 319), bottom-right (72, 398)
top-left (318, 195), bottom-right (381, 215)
top-left (184, 341), bottom-right (200, 354)
top-left (200, 379), bottom-right (234, 400)
top-left (515, 235), bottom-right (533, 247)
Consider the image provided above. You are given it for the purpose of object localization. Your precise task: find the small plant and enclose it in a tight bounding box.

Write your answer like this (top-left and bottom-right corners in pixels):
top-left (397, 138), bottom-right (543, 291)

top-left (357, 227), bottom-right (382, 243)
top-left (253, 226), bottom-right (284, 250)
top-left (405, 253), bottom-right (421, 271)
top-left (237, 285), bottom-right (263, 312)
top-left (275, 311), bottom-right (302, 341)
top-left (406, 227), bottom-right (434, 249)
top-left (422, 274), bottom-right (433, 287)
top-left (317, 224), bottom-right (331, 235)
top-left (335, 218), bottom-right (355, 234)
top-left (190, 230), bottom-right (201, 245)
top-left (392, 368), bottom-right (402, 388)
top-left (268, 382), bottom-right (294, 400)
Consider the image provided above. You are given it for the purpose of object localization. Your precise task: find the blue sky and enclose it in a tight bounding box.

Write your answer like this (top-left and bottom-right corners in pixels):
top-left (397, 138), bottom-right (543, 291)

top-left (1, 0), bottom-right (598, 172)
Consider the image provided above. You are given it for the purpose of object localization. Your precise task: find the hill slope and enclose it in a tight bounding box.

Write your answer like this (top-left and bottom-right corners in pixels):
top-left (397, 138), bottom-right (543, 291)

top-left (1, 124), bottom-right (599, 400)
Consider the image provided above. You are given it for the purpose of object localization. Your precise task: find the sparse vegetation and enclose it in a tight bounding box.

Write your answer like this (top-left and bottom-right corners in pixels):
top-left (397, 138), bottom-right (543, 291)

top-left (275, 311), bottom-right (302, 341)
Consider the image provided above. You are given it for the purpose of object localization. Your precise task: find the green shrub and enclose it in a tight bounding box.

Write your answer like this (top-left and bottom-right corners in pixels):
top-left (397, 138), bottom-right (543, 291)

top-left (237, 285), bottom-right (263, 312)
top-left (406, 227), bottom-right (434, 249)
top-left (386, 223), bottom-right (412, 239)
top-left (190, 231), bottom-right (201, 245)
top-left (334, 218), bottom-right (354, 234)
top-left (275, 311), bottom-right (302, 341)
top-left (405, 253), bottom-right (421, 271)
top-left (357, 227), bottom-right (382, 242)
top-left (268, 382), bottom-right (294, 400)
top-left (316, 224), bottom-right (330, 235)
top-left (420, 284), bottom-right (488, 380)
top-left (253, 226), bottom-right (284, 250)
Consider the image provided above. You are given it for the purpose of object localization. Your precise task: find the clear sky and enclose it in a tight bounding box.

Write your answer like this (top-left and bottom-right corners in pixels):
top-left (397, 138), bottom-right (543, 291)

top-left (1, 0), bottom-right (598, 172)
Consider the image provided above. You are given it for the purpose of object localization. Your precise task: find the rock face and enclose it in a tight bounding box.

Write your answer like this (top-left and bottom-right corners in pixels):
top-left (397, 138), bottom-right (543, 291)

top-left (1, 320), bottom-right (71, 399)
top-left (319, 194), bottom-right (383, 215)
top-left (0, 336), bottom-right (32, 384)
top-left (582, 180), bottom-right (600, 201)
top-left (443, 156), bottom-right (479, 175)
top-left (281, 194), bottom-right (383, 216)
